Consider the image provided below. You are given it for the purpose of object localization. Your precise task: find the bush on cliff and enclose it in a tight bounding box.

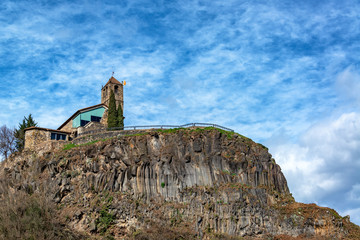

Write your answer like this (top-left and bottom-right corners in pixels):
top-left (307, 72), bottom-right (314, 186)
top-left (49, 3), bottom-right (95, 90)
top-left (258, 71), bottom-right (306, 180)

top-left (0, 179), bottom-right (84, 240)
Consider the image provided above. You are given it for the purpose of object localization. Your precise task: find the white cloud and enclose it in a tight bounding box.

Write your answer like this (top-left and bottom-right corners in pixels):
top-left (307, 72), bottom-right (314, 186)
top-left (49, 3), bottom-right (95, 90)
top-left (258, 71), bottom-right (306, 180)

top-left (342, 208), bottom-right (360, 226)
top-left (349, 184), bottom-right (360, 201)
top-left (269, 112), bottom-right (360, 224)
top-left (336, 67), bottom-right (360, 106)
top-left (1, 0), bottom-right (360, 226)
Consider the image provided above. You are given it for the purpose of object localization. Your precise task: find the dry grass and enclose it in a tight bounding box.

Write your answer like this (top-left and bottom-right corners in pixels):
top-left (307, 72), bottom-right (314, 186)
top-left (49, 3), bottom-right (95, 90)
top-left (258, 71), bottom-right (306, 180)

top-left (128, 221), bottom-right (197, 240)
top-left (0, 178), bottom-right (84, 240)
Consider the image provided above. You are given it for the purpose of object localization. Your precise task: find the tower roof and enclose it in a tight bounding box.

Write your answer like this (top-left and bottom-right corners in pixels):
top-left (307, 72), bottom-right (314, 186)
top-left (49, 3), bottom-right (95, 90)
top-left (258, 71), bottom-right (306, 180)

top-left (105, 76), bottom-right (122, 86)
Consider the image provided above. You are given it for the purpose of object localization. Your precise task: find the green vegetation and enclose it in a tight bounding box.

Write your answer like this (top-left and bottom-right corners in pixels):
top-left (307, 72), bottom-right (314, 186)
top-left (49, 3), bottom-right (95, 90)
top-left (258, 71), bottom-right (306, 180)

top-left (329, 209), bottom-right (342, 219)
top-left (14, 114), bottom-right (37, 151)
top-left (222, 170), bottom-right (231, 175)
top-left (96, 208), bottom-right (115, 234)
top-left (156, 126), bottom-right (237, 140)
top-left (108, 89), bottom-right (125, 130)
top-left (117, 105), bottom-right (124, 130)
top-left (161, 182), bottom-right (165, 188)
top-left (192, 126), bottom-right (237, 140)
top-left (121, 132), bottom-right (148, 137)
top-left (208, 127), bottom-right (235, 139)
top-left (170, 209), bottom-right (183, 227)
top-left (82, 140), bottom-right (100, 146)
top-left (156, 127), bottom-right (186, 133)
top-left (96, 192), bottom-right (115, 234)
top-left (237, 133), bottom-right (251, 141)
top-left (62, 143), bottom-right (77, 150)
top-left (259, 143), bottom-right (268, 150)
top-left (221, 169), bottom-right (237, 176)
top-left (62, 140), bottom-right (101, 151)
top-left (107, 90), bottom-right (118, 128)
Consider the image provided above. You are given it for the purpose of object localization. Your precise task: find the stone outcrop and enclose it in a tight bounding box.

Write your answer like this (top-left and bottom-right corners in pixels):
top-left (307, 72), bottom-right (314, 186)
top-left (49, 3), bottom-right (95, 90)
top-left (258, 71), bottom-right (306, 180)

top-left (1, 128), bottom-right (359, 239)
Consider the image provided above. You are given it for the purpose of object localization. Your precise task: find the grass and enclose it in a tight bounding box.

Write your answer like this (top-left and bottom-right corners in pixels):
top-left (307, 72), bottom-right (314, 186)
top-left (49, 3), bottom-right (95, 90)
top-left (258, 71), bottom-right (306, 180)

top-left (329, 209), bottom-right (342, 219)
top-left (156, 126), bottom-right (238, 140)
top-left (259, 143), bottom-right (269, 150)
top-left (0, 178), bottom-right (84, 239)
top-left (62, 143), bottom-right (78, 150)
top-left (82, 140), bottom-right (100, 146)
top-left (62, 140), bottom-right (101, 151)
top-left (170, 209), bottom-right (183, 227)
top-left (62, 133), bottom-right (148, 151)
top-left (122, 132), bottom-right (148, 137)
top-left (156, 127), bottom-right (187, 133)
top-left (212, 127), bottom-right (235, 139)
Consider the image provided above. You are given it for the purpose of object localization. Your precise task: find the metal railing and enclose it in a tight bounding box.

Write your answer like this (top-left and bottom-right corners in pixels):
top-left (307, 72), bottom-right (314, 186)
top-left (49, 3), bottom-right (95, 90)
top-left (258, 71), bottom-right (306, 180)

top-left (77, 123), bottom-right (234, 137)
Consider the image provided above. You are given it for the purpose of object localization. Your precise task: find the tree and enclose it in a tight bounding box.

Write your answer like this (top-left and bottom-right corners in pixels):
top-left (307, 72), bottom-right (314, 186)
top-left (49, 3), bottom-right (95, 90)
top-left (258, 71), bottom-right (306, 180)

top-left (0, 125), bottom-right (16, 160)
top-left (117, 104), bottom-right (124, 130)
top-left (14, 114), bottom-right (37, 151)
top-left (107, 90), bottom-right (117, 128)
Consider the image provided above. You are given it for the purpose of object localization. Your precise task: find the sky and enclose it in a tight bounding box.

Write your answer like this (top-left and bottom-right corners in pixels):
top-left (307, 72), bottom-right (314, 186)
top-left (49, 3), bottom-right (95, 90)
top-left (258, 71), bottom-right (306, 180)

top-left (1, 0), bottom-right (360, 225)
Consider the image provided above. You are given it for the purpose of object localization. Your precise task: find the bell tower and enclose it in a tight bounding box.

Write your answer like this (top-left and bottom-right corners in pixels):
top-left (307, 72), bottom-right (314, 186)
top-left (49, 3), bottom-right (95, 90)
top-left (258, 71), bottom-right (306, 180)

top-left (101, 76), bottom-right (124, 110)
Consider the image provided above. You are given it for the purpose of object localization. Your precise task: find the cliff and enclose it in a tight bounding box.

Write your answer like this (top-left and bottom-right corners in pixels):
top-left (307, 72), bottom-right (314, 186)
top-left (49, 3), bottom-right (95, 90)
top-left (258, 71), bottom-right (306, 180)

top-left (1, 128), bottom-right (359, 239)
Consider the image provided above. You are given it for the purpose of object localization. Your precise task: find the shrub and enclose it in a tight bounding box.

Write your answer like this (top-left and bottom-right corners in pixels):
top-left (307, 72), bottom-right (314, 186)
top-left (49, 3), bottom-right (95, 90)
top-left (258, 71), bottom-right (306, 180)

top-left (96, 208), bottom-right (115, 234)
top-left (62, 143), bottom-right (78, 150)
top-left (0, 179), bottom-right (83, 239)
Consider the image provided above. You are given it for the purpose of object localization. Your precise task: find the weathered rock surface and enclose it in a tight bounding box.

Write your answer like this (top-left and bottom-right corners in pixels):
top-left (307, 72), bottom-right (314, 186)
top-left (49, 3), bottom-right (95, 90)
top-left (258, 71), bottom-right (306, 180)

top-left (1, 128), bottom-right (359, 239)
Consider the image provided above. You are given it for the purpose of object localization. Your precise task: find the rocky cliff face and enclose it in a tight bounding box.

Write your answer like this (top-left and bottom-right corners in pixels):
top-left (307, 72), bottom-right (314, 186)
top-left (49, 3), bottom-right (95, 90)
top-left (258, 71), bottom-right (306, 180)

top-left (1, 128), bottom-right (359, 239)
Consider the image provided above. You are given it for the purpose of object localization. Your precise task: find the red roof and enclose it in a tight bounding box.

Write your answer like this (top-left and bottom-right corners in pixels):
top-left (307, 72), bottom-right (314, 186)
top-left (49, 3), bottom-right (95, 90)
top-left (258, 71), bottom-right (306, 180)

top-left (105, 76), bottom-right (122, 85)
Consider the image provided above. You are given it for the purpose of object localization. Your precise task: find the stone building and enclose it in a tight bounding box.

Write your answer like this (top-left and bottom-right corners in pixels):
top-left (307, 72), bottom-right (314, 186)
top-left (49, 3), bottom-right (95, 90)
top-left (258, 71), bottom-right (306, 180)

top-left (101, 76), bottom-right (124, 110)
top-left (24, 76), bottom-right (124, 150)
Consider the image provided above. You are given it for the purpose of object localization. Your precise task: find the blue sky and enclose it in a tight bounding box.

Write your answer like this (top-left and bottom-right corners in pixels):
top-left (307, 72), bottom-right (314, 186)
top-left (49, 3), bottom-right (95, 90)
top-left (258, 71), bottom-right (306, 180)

top-left (1, 0), bottom-right (360, 225)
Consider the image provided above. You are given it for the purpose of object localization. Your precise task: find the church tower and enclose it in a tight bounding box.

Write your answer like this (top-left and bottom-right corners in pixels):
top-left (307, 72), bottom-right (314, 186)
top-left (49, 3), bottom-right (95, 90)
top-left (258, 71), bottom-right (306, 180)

top-left (101, 76), bottom-right (124, 111)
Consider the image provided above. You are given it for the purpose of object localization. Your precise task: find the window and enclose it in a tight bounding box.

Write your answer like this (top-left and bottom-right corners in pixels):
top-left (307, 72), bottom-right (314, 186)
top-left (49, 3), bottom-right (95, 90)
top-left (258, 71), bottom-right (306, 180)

top-left (91, 116), bottom-right (101, 122)
top-left (57, 134), bottom-right (66, 140)
top-left (51, 133), bottom-right (56, 140)
top-left (51, 132), bottom-right (66, 141)
top-left (115, 85), bottom-right (118, 94)
top-left (81, 120), bottom-right (90, 126)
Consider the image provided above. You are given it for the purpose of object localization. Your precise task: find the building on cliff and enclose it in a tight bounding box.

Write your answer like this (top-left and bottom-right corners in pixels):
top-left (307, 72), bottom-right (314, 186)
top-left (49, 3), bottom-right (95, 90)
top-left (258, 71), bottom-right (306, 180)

top-left (24, 76), bottom-right (124, 150)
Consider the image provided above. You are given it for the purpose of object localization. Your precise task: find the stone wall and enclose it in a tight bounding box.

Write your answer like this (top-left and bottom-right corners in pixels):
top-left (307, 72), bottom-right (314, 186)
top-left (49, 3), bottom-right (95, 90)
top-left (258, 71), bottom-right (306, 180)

top-left (73, 129), bottom-right (151, 145)
top-left (101, 82), bottom-right (124, 110)
top-left (84, 121), bottom-right (105, 131)
top-left (100, 109), bottom-right (108, 126)
top-left (25, 129), bottom-right (68, 153)
top-left (24, 129), bottom-right (50, 150)
top-left (33, 141), bottom-right (67, 156)
top-left (59, 119), bottom-right (73, 132)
